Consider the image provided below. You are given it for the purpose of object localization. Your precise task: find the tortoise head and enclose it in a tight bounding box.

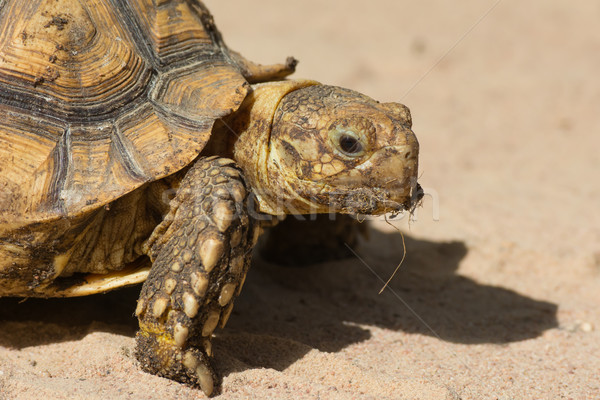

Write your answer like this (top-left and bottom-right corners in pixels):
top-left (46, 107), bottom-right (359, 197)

top-left (233, 81), bottom-right (421, 216)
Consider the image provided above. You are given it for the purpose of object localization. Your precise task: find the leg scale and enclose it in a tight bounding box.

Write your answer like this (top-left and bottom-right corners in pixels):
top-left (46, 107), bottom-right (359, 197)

top-left (135, 156), bottom-right (256, 396)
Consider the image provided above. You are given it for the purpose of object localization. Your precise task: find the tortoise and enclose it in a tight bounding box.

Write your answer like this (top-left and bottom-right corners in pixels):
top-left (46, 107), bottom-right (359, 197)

top-left (0, 0), bottom-right (421, 395)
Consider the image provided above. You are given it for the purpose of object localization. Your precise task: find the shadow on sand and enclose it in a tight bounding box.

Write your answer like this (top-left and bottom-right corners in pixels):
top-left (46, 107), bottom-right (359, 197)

top-left (214, 229), bottom-right (557, 373)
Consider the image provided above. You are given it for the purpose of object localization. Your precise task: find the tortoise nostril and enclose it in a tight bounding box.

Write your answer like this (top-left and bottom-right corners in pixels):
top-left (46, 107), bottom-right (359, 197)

top-left (404, 151), bottom-right (411, 159)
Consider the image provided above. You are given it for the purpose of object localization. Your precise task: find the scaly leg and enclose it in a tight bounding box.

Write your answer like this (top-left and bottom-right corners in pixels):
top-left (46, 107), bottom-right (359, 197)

top-left (135, 156), bottom-right (256, 396)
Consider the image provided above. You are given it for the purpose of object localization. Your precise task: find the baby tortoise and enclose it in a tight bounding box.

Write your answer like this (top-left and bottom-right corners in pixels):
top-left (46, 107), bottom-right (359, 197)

top-left (0, 0), bottom-right (420, 395)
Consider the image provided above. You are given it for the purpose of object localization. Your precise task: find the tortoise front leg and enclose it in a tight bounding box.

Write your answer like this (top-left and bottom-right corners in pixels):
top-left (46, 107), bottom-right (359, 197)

top-left (134, 156), bottom-right (255, 396)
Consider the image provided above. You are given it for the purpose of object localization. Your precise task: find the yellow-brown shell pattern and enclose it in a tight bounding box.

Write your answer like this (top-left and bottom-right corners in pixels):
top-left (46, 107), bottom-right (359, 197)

top-left (0, 0), bottom-right (248, 227)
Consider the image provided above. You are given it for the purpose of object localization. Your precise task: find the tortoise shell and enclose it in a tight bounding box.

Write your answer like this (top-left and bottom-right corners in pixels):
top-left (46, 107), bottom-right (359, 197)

top-left (0, 0), bottom-right (250, 228)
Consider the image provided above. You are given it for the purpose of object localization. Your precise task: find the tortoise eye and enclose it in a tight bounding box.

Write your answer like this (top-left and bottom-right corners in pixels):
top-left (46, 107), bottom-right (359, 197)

top-left (329, 121), bottom-right (369, 159)
top-left (329, 125), bottom-right (368, 158)
top-left (339, 134), bottom-right (363, 155)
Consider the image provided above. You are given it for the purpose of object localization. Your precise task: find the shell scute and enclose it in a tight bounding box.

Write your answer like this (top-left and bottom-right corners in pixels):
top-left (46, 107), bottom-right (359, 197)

top-left (0, 0), bottom-right (248, 225)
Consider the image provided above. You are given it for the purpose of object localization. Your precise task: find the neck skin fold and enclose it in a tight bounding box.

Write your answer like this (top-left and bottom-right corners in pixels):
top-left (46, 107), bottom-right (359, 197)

top-left (231, 79), bottom-right (319, 216)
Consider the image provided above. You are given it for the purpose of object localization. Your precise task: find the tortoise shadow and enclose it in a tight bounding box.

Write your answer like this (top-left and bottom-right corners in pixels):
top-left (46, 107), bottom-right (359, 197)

top-left (0, 286), bottom-right (139, 349)
top-left (215, 229), bottom-right (558, 374)
top-left (0, 230), bottom-right (558, 378)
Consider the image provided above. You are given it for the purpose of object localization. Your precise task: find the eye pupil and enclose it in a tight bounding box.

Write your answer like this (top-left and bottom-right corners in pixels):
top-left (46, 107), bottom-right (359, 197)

top-left (339, 135), bottom-right (363, 155)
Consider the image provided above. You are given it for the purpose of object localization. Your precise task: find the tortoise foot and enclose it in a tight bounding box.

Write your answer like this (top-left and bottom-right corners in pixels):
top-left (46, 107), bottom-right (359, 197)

top-left (135, 320), bottom-right (217, 395)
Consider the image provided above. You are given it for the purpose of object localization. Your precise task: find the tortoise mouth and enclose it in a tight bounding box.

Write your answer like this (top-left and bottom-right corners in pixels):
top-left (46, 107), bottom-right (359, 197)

top-left (293, 179), bottom-right (422, 216)
top-left (346, 183), bottom-right (422, 215)
top-left (310, 144), bottom-right (420, 215)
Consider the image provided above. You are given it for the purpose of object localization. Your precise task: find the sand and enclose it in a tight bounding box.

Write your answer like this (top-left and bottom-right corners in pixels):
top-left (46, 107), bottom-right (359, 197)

top-left (1, 1), bottom-right (599, 399)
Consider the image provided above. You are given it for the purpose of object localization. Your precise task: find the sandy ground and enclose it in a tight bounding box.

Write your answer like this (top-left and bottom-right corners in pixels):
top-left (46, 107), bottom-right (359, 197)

top-left (1, 1), bottom-right (599, 399)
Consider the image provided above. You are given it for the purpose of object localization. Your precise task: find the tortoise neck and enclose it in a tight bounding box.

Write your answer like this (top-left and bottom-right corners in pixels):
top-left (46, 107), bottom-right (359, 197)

top-left (231, 80), bottom-right (319, 216)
